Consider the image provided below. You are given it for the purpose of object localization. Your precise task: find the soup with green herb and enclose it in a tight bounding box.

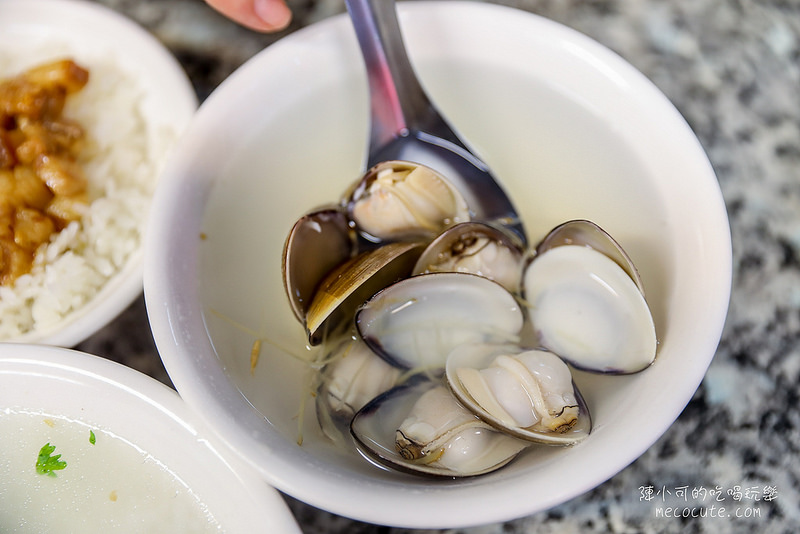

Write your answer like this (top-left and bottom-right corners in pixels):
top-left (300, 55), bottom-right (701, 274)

top-left (0, 409), bottom-right (221, 533)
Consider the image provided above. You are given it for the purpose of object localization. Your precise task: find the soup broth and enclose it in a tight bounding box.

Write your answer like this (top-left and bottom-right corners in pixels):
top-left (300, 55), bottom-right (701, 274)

top-left (0, 410), bottom-right (221, 533)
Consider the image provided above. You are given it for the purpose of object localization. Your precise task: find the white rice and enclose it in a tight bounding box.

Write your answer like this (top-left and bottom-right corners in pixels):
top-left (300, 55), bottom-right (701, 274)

top-left (0, 50), bottom-right (173, 338)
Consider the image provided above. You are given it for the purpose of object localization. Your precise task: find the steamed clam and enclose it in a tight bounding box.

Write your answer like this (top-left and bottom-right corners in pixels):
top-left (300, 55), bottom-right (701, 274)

top-left (346, 160), bottom-right (470, 243)
top-left (412, 222), bottom-right (525, 293)
top-left (523, 221), bottom-right (657, 374)
top-left (445, 344), bottom-right (591, 444)
top-left (350, 377), bottom-right (527, 477)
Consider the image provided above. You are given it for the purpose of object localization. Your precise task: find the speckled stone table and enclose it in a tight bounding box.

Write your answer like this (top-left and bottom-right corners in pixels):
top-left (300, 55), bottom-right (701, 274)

top-left (78, 1), bottom-right (800, 532)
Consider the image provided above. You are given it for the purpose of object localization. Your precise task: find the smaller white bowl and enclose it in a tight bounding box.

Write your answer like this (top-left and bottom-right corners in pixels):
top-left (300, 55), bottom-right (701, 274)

top-left (0, 0), bottom-right (197, 346)
top-left (0, 343), bottom-right (301, 533)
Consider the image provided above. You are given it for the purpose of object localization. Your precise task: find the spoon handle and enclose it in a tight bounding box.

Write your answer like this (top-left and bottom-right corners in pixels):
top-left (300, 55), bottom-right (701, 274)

top-left (345, 0), bottom-right (463, 159)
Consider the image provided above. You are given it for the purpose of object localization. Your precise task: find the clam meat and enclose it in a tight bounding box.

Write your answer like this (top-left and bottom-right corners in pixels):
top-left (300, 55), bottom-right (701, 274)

top-left (446, 344), bottom-right (590, 445)
top-left (347, 161), bottom-right (470, 242)
top-left (412, 222), bottom-right (525, 293)
top-left (318, 336), bottom-right (403, 421)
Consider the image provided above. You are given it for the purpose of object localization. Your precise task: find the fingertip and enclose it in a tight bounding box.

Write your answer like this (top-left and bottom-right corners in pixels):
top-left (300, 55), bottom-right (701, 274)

top-left (254, 0), bottom-right (292, 31)
top-left (205, 0), bottom-right (291, 33)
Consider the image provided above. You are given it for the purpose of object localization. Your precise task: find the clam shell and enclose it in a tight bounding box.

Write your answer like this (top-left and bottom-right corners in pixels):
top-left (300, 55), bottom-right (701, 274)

top-left (305, 241), bottom-right (424, 345)
top-left (523, 244), bottom-right (657, 373)
top-left (350, 376), bottom-right (527, 477)
top-left (282, 206), bottom-right (354, 322)
top-left (535, 219), bottom-right (645, 294)
top-left (356, 272), bottom-right (524, 370)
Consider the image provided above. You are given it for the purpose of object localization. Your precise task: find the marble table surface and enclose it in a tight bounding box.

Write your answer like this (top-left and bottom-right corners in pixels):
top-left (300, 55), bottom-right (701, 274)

top-left (74, 0), bottom-right (799, 532)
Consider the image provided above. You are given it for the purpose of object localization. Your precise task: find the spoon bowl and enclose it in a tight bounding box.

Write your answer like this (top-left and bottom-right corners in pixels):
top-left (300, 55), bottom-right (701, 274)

top-left (345, 0), bottom-right (526, 243)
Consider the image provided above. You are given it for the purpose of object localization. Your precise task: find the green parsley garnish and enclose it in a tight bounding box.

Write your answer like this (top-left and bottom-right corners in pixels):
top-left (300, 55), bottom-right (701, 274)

top-left (36, 443), bottom-right (67, 477)
top-left (89, 430), bottom-right (96, 445)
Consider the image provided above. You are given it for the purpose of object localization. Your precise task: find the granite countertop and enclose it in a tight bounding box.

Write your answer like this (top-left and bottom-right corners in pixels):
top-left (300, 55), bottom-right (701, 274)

top-left (78, 0), bottom-right (799, 532)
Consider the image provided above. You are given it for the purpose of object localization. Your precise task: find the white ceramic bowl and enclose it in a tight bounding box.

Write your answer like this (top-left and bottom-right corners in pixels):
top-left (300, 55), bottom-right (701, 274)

top-left (0, 0), bottom-right (196, 346)
top-left (0, 343), bottom-right (301, 532)
top-left (145, 2), bottom-right (732, 528)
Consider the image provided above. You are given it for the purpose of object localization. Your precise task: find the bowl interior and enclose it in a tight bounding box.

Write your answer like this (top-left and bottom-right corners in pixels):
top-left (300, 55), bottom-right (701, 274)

top-left (146, 2), bottom-right (731, 528)
top-left (0, 344), bottom-right (300, 532)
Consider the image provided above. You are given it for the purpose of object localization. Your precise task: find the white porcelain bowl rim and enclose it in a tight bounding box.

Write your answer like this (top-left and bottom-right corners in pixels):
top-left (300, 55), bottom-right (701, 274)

top-left (145, 2), bottom-right (732, 528)
top-left (0, 343), bottom-right (301, 533)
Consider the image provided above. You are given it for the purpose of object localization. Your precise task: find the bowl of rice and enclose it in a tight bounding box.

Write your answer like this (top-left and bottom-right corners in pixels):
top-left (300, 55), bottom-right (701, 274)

top-left (0, 0), bottom-right (197, 346)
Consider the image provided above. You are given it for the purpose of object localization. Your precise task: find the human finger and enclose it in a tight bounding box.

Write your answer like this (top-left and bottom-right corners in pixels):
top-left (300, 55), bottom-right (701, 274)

top-left (205, 0), bottom-right (292, 32)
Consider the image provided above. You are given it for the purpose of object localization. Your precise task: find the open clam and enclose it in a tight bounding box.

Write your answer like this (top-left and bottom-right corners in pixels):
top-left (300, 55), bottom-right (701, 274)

top-left (350, 376), bottom-right (527, 477)
top-left (523, 220), bottom-right (657, 374)
top-left (445, 344), bottom-right (591, 445)
top-left (346, 160), bottom-right (470, 243)
top-left (412, 221), bottom-right (525, 293)
top-left (356, 272), bottom-right (524, 370)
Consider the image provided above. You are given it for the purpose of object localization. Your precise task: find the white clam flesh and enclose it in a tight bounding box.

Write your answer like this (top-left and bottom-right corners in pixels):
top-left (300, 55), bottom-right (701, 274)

top-left (347, 161), bottom-right (470, 242)
top-left (350, 377), bottom-right (527, 477)
top-left (319, 336), bottom-right (403, 420)
top-left (446, 344), bottom-right (591, 444)
top-left (356, 272), bottom-right (524, 370)
top-left (412, 222), bottom-right (524, 293)
top-left (523, 244), bottom-right (657, 374)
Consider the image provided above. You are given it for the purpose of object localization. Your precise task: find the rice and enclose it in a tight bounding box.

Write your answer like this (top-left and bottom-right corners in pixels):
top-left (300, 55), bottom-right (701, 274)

top-left (0, 50), bottom-right (175, 339)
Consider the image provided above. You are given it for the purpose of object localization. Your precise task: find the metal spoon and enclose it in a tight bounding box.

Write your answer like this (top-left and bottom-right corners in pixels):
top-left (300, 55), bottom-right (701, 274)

top-left (345, 0), bottom-right (526, 244)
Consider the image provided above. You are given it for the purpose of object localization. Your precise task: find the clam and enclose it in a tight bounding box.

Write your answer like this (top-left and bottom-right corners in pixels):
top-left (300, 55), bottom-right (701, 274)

top-left (523, 221), bottom-right (657, 373)
top-left (445, 344), bottom-right (591, 445)
top-left (356, 272), bottom-right (524, 370)
top-left (350, 376), bottom-right (527, 477)
top-left (317, 335), bottom-right (403, 421)
top-left (412, 222), bottom-right (525, 293)
top-left (282, 206), bottom-right (355, 322)
top-left (305, 241), bottom-right (424, 344)
top-left (346, 160), bottom-right (470, 243)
